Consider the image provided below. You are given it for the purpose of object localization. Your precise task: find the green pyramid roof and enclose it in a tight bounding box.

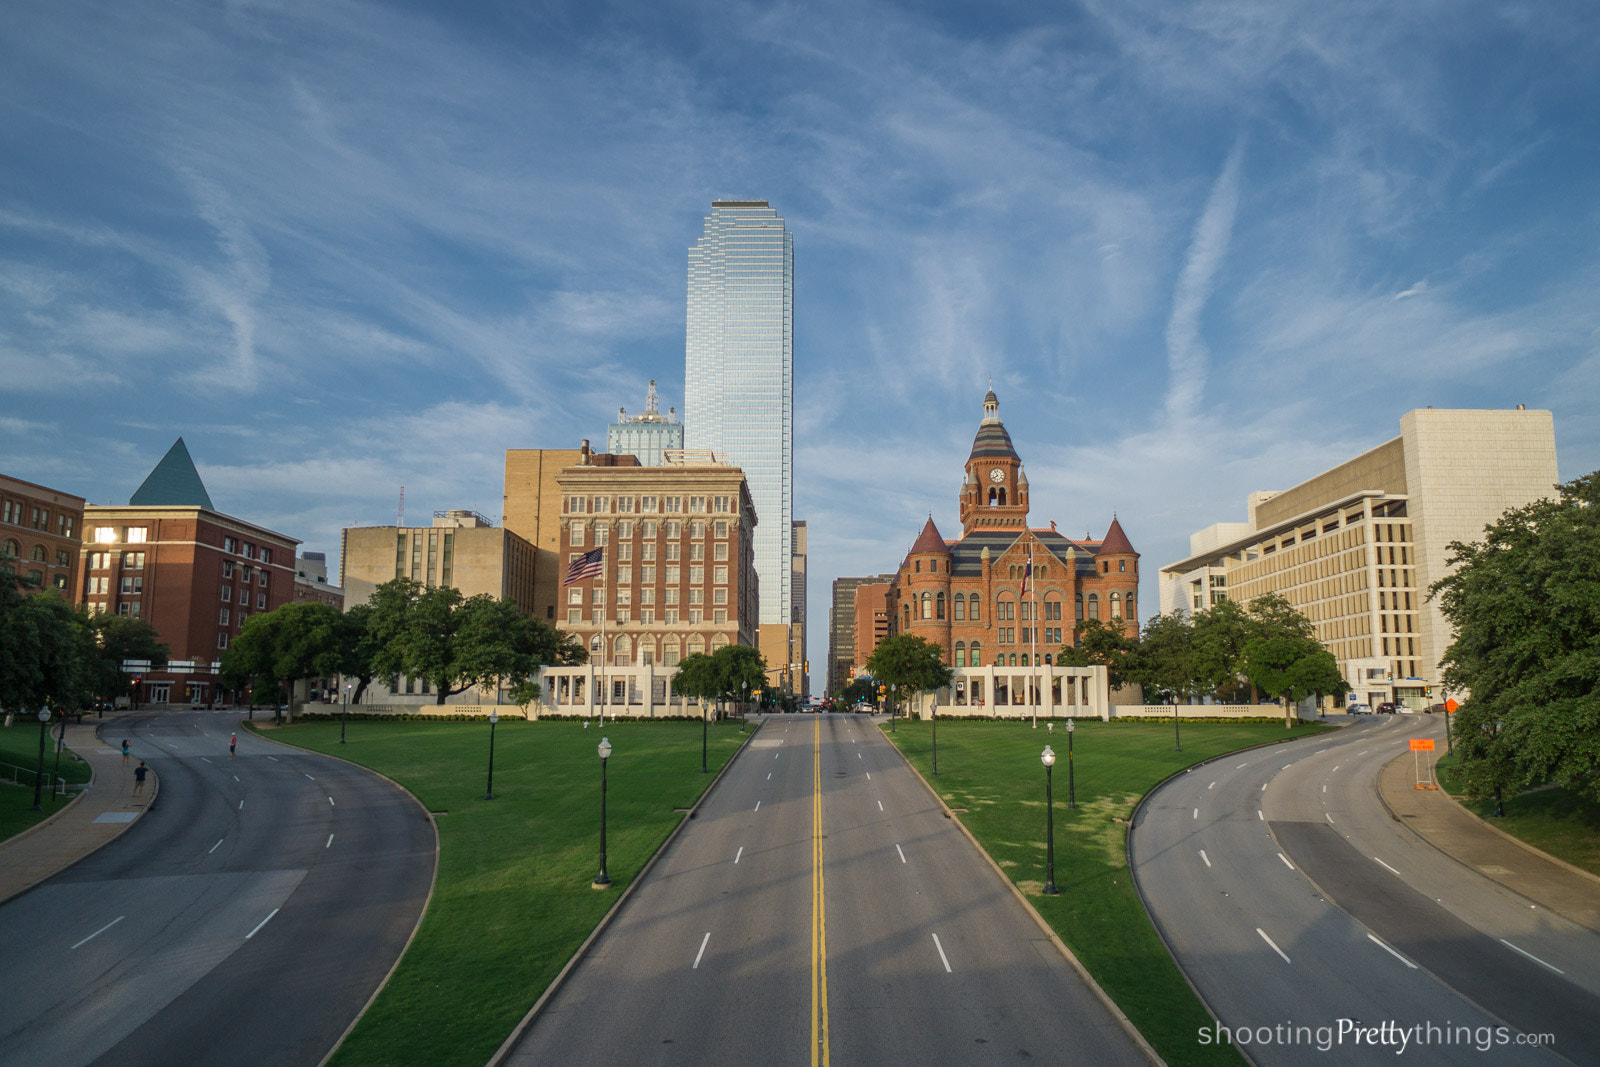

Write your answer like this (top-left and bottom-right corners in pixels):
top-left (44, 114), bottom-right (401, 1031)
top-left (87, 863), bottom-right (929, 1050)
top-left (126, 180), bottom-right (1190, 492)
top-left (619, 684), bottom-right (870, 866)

top-left (130, 438), bottom-right (215, 509)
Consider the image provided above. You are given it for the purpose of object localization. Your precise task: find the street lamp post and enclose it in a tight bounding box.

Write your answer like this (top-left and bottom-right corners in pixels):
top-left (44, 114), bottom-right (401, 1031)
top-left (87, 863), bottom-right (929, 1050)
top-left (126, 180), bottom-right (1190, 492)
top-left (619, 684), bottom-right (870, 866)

top-left (1066, 719), bottom-right (1076, 810)
top-left (931, 698), bottom-right (938, 776)
top-left (484, 710), bottom-right (499, 800)
top-left (32, 707), bottom-right (50, 811)
top-left (593, 736), bottom-right (613, 888)
top-left (1041, 745), bottom-right (1059, 895)
top-left (50, 714), bottom-right (67, 804)
top-left (701, 700), bottom-right (709, 774)
top-left (340, 681), bottom-right (351, 744)
top-left (1172, 696), bottom-right (1182, 752)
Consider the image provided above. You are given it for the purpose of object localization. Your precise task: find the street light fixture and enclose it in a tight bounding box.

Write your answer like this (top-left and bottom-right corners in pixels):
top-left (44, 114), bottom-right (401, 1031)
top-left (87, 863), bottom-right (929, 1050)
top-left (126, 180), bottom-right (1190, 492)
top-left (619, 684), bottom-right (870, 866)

top-left (593, 736), bottom-right (613, 888)
top-left (1041, 744), bottom-right (1059, 895)
top-left (1065, 720), bottom-right (1076, 810)
top-left (484, 710), bottom-right (499, 800)
top-left (340, 681), bottom-right (352, 744)
top-left (32, 706), bottom-right (50, 811)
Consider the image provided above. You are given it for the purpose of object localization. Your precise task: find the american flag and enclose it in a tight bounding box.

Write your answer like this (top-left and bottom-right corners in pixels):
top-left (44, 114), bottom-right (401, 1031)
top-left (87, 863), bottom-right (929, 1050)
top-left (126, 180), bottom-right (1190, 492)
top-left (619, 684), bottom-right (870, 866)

top-left (564, 547), bottom-right (604, 585)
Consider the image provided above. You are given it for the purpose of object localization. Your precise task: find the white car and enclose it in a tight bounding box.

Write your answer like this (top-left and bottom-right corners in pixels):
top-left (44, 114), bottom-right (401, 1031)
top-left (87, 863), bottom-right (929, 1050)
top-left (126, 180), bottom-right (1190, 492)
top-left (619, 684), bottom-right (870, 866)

top-left (1345, 702), bottom-right (1371, 714)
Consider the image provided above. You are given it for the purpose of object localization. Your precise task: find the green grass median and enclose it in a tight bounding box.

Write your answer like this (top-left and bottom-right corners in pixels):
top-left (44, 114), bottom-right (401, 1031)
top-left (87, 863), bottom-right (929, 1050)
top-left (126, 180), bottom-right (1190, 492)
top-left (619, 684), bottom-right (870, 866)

top-left (256, 714), bottom-right (749, 1067)
top-left (0, 720), bottom-right (92, 843)
top-left (883, 716), bottom-right (1326, 1067)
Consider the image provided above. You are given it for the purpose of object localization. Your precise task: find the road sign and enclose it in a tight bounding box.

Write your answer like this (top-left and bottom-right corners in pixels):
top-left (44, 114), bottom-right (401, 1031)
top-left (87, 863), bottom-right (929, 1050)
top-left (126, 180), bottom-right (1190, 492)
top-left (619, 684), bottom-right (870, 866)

top-left (1444, 698), bottom-right (1459, 714)
top-left (1410, 738), bottom-right (1435, 751)
top-left (1411, 737), bottom-right (1438, 790)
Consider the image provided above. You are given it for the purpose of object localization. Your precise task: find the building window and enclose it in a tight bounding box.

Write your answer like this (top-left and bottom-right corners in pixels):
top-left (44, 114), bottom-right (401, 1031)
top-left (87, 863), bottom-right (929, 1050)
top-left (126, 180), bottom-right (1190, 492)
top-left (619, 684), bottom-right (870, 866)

top-left (224, 536), bottom-right (237, 553)
top-left (1118, 559), bottom-right (1126, 572)
top-left (94, 527), bottom-right (117, 544)
top-left (1088, 593), bottom-right (1099, 620)
top-left (968, 593), bottom-right (980, 620)
top-left (954, 596), bottom-right (965, 621)
top-left (713, 588), bottom-right (728, 605)
top-left (257, 593), bottom-right (266, 609)
top-left (1110, 592), bottom-right (1122, 619)
top-left (570, 521), bottom-right (585, 546)
top-left (936, 592), bottom-right (945, 619)
top-left (1076, 593), bottom-right (1084, 621)
top-left (30, 545), bottom-right (46, 562)
top-left (52, 574), bottom-right (66, 589)
top-left (218, 632), bottom-right (229, 649)
top-left (921, 591), bottom-right (932, 620)
top-left (714, 542), bottom-right (729, 561)
top-left (120, 576), bottom-right (142, 594)
top-left (242, 541), bottom-right (254, 558)
top-left (690, 521), bottom-right (706, 539)
top-left (955, 642), bottom-right (966, 667)
top-left (222, 586), bottom-right (231, 602)
top-left (123, 552), bottom-right (145, 569)
top-left (970, 642), bottom-right (982, 667)
top-left (714, 565), bottom-right (728, 584)
top-left (567, 608), bottom-right (580, 624)
top-left (59, 515), bottom-right (74, 537)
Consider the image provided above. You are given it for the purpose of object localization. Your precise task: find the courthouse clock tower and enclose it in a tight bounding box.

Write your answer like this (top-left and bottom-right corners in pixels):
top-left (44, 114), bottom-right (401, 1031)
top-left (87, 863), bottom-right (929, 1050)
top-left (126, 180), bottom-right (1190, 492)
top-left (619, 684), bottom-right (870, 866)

top-left (959, 390), bottom-right (1030, 535)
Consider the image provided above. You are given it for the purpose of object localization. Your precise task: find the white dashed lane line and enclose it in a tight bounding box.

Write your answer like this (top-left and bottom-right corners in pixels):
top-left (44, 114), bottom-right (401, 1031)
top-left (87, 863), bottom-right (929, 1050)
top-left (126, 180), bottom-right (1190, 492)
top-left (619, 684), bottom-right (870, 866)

top-left (1199, 850), bottom-right (1211, 868)
top-left (71, 916), bottom-right (124, 950)
top-left (1257, 927), bottom-right (1291, 964)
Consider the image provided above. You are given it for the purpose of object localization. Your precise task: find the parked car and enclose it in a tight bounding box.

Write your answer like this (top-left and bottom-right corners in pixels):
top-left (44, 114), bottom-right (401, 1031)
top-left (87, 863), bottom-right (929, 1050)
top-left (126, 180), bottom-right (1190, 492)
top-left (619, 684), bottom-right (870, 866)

top-left (1345, 702), bottom-right (1370, 714)
top-left (1426, 703), bottom-right (1447, 714)
top-left (1375, 702), bottom-right (1398, 714)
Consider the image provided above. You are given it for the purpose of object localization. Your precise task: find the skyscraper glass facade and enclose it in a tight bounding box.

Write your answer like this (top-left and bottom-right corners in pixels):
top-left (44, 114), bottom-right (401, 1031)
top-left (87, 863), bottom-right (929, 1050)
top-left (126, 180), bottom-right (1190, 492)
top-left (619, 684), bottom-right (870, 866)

top-left (685, 200), bottom-right (794, 629)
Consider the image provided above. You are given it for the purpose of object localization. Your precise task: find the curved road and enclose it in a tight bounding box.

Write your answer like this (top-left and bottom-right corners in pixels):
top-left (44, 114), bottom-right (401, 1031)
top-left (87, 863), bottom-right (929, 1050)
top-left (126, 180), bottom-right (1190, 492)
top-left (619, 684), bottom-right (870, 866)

top-left (0, 710), bottom-right (435, 1067)
top-left (1133, 715), bottom-right (1600, 1065)
top-left (506, 713), bottom-right (1148, 1066)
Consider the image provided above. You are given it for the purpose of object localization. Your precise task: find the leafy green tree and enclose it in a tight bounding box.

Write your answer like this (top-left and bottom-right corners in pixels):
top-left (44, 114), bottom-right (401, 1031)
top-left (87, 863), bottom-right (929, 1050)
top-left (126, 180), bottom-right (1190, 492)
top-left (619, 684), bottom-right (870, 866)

top-left (671, 645), bottom-right (768, 717)
top-left (839, 676), bottom-right (877, 708)
top-left (672, 652), bottom-right (721, 711)
top-left (335, 603), bottom-right (378, 704)
top-left (1134, 611), bottom-right (1202, 705)
top-left (85, 613), bottom-right (170, 704)
top-left (363, 577), bottom-right (424, 690)
top-left (1433, 470), bottom-right (1600, 803)
top-left (1190, 598), bottom-right (1252, 700)
top-left (221, 601), bottom-right (346, 708)
top-left (388, 588), bottom-right (583, 704)
top-left (0, 579), bottom-right (90, 711)
top-left (1242, 632), bottom-right (1344, 725)
top-left (1059, 617), bottom-right (1140, 690)
top-left (865, 634), bottom-right (953, 719)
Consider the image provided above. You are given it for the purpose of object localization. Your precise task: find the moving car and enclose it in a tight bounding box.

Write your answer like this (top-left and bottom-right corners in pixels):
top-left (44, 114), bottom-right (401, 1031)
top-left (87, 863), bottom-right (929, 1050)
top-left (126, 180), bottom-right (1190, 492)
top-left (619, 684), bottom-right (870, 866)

top-left (1345, 702), bottom-right (1370, 714)
top-left (1375, 702), bottom-right (1398, 714)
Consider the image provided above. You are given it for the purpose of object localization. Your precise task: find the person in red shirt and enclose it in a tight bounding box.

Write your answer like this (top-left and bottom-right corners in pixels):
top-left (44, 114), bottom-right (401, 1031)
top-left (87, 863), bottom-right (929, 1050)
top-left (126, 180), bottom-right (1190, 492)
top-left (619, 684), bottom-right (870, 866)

top-left (230, 732), bottom-right (237, 759)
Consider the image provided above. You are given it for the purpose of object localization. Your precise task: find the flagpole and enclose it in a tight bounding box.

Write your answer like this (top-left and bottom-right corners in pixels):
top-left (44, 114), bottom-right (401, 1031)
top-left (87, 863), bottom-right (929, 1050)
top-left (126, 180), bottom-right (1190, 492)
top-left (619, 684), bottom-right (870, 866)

top-left (1029, 542), bottom-right (1038, 729)
top-left (599, 543), bottom-right (607, 724)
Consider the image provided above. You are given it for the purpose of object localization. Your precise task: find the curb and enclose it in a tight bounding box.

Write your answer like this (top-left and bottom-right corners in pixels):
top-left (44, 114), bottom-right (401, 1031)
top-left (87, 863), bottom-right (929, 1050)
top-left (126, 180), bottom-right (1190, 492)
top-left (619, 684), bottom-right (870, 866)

top-left (880, 722), bottom-right (1165, 1067)
top-left (485, 718), bottom-right (760, 1067)
top-left (1375, 748), bottom-right (1600, 935)
top-left (238, 719), bottom-right (444, 1067)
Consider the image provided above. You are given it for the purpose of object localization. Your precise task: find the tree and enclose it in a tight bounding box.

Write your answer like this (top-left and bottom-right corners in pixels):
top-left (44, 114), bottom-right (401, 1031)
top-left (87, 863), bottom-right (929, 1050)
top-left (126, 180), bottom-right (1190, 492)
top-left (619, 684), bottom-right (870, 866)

top-left (865, 634), bottom-right (953, 718)
top-left (1433, 470), bottom-right (1600, 804)
top-left (839, 676), bottom-right (877, 708)
top-left (85, 614), bottom-right (170, 704)
top-left (1134, 612), bottom-right (1202, 704)
top-left (388, 588), bottom-right (584, 704)
top-left (1237, 593), bottom-right (1345, 725)
top-left (0, 579), bottom-right (90, 711)
top-left (672, 645), bottom-right (769, 717)
top-left (672, 652), bottom-right (721, 711)
top-left (221, 602), bottom-right (346, 708)
top-left (336, 603), bottom-right (378, 704)
top-left (1059, 617), bottom-right (1140, 690)
top-left (1190, 598), bottom-right (1252, 700)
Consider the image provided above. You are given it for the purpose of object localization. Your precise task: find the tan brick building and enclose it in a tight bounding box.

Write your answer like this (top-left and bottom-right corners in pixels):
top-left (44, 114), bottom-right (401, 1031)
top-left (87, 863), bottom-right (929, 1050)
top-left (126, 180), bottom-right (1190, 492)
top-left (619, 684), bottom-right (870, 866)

top-left (1, 473), bottom-right (84, 597)
top-left (339, 509), bottom-right (537, 613)
top-left (1159, 407), bottom-right (1560, 708)
top-left (886, 392), bottom-right (1139, 692)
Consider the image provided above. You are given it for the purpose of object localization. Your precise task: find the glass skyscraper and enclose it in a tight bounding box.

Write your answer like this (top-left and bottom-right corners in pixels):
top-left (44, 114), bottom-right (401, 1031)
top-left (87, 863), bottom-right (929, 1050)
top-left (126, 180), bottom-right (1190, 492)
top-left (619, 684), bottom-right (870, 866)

top-left (685, 200), bottom-right (794, 635)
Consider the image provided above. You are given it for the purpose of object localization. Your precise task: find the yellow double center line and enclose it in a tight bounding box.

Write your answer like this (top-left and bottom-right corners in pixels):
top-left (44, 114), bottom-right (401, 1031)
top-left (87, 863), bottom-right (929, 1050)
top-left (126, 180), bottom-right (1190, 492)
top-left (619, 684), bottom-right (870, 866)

top-left (811, 716), bottom-right (830, 1066)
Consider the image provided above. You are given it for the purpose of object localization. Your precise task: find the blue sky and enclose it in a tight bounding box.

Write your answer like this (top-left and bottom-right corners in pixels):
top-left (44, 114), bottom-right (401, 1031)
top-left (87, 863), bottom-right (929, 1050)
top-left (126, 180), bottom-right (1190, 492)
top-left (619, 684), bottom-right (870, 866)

top-left (4, 0), bottom-right (1598, 675)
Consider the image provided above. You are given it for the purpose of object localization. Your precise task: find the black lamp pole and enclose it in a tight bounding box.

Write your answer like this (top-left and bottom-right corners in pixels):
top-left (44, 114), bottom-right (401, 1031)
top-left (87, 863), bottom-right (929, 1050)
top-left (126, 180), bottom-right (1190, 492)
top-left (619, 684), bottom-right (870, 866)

top-left (32, 707), bottom-right (50, 811)
top-left (340, 683), bottom-right (350, 744)
top-left (1042, 745), bottom-right (1059, 895)
top-left (931, 699), bottom-right (938, 776)
top-left (593, 737), bottom-right (612, 888)
top-left (701, 700), bottom-right (709, 773)
top-left (484, 710), bottom-right (499, 800)
top-left (1066, 720), bottom-right (1076, 809)
top-left (1172, 696), bottom-right (1181, 751)
top-left (50, 715), bottom-right (67, 804)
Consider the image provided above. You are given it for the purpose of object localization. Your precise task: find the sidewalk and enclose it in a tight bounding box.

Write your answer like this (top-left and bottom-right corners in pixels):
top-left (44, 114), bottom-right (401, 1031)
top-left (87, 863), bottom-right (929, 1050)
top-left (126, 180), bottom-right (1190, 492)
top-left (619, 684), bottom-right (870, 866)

top-left (0, 722), bottom-right (158, 905)
top-left (1378, 750), bottom-right (1600, 934)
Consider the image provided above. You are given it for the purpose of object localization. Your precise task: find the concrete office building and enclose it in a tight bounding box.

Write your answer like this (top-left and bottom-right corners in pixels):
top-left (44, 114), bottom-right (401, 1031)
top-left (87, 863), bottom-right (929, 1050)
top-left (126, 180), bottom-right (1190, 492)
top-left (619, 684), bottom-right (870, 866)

top-left (684, 199), bottom-right (797, 688)
top-left (607, 380), bottom-right (684, 467)
top-left (1159, 407), bottom-right (1559, 708)
top-left (1, 473), bottom-right (84, 596)
top-left (828, 573), bottom-right (897, 695)
top-left (339, 509), bottom-right (537, 613)
top-left (293, 551), bottom-right (345, 610)
top-left (77, 439), bottom-right (299, 706)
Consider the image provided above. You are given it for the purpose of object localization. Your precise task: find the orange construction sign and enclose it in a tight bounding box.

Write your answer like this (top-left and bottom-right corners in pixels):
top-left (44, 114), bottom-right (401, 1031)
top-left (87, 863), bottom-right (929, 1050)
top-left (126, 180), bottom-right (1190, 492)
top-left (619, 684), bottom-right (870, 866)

top-left (1410, 738), bottom-right (1435, 751)
top-left (1444, 698), bottom-right (1459, 714)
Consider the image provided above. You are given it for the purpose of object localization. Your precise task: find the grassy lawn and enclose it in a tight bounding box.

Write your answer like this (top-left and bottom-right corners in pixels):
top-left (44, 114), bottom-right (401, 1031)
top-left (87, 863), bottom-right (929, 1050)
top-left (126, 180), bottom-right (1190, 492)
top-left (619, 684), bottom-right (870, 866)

top-left (0, 720), bottom-right (93, 843)
top-left (256, 715), bottom-right (749, 1067)
top-left (1436, 755), bottom-right (1600, 878)
top-left (884, 716), bottom-right (1326, 1067)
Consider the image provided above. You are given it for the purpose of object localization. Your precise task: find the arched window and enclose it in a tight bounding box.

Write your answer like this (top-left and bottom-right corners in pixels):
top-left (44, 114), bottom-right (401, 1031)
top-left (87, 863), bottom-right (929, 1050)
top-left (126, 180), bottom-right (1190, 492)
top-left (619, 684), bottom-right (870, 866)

top-left (1044, 653), bottom-right (1053, 665)
top-left (639, 639), bottom-right (656, 666)
top-left (903, 603), bottom-right (911, 629)
top-left (1075, 592), bottom-right (1084, 621)
top-left (936, 592), bottom-right (945, 620)
top-left (1043, 595), bottom-right (1061, 621)
top-left (1009, 654), bottom-right (1018, 666)
top-left (30, 544), bottom-right (46, 562)
top-left (2, 539), bottom-right (18, 558)
top-left (711, 633), bottom-right (730, 651)
top-left (921, 591), bottom-right (933, 620)
top-left (28, 569), bottom-right (43, 586)
top-left (589, 634), bottom-right (603, 655)
top-left (1088, 593), bottom-right (1099, 620)
top-left (970, 641), bottom-right (982, 667)
top-left (613, 635), bottom-right (632, 667)
top-left (663, 637), bottom-right (681, 667)
top-left (954, 595), bottom-right (965, 621)
top-left (1110, 591), bottom-right (1122, 619)
top-left (688, 634), bottom-right (706, 657)
top-left (1126, 591), bottom-right (1136, 614)
top-left (1021, 654), bottom-right (1029, 667)
top-left (954, 642), bottom-right (966, 668)
top-left (969, 594), bottom-right (981, 621)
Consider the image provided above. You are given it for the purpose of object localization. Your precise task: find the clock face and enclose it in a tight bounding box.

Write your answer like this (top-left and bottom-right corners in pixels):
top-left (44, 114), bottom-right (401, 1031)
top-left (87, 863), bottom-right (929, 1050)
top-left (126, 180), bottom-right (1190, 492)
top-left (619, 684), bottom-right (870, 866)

top-left (989, 467), bottom-right (1006, 483)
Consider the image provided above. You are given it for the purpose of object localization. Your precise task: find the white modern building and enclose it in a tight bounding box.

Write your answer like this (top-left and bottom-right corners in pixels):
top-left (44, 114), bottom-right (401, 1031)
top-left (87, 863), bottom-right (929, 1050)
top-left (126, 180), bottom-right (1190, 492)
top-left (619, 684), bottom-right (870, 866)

top-left (1160, 407), bottom-right (1559, 709)
top-left (684, 199), bottom-right (797, 687)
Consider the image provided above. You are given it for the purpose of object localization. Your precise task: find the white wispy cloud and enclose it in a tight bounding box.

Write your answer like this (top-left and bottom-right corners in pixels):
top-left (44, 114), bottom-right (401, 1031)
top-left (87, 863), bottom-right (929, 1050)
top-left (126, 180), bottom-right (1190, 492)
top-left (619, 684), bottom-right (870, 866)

top-left (1164, 140), bottom-right (1244, 423)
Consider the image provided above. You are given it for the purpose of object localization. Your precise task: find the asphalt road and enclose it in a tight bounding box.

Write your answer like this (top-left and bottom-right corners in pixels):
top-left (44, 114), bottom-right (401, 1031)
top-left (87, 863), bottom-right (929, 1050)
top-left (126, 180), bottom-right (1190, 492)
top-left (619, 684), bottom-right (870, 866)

top-left (0, 710), bottom-right (435, 1067)
top-left (1132, 714), bottom-right (1599, 1065)
top-left (506, 713), bottom-right (1147, 1066)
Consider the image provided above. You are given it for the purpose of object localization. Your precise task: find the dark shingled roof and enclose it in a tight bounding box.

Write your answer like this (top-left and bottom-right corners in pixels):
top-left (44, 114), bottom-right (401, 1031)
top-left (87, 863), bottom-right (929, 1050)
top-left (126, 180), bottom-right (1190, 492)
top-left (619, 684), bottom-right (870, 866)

top-left (1099, 516), bottom-right (1136, 555)
top-left (948, 529), bottom-right (1103, 579)
top-left (967, 421), bottom-right (1019, 462)
top-left (910, 517), bottom-right (951, 555)
top-left (130, 438), bottom-right (215, 509)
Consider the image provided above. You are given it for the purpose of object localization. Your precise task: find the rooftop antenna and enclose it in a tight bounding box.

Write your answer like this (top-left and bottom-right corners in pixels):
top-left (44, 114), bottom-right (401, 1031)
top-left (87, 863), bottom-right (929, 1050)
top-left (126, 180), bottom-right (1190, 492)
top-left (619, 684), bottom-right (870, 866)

top-left (398, 486), bottom-right (405, 527)
top-left (645, 379), bottom-right (660, 417)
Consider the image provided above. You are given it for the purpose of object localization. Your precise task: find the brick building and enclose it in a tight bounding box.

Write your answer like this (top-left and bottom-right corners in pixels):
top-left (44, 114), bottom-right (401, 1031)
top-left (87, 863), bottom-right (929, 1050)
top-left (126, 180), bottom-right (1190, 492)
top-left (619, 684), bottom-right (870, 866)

top-left (887, 391), bottom-right (1139, 679)
top-left (0, 473), bottom-right (84, 596)
top-left (78, 439), bottom-right (299, 706)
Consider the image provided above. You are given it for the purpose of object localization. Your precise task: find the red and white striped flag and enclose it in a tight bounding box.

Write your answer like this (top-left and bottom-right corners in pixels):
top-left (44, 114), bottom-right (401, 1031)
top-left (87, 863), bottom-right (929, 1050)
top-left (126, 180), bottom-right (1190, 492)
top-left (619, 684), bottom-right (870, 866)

top-left (564, 547), bottom-right (604, 585)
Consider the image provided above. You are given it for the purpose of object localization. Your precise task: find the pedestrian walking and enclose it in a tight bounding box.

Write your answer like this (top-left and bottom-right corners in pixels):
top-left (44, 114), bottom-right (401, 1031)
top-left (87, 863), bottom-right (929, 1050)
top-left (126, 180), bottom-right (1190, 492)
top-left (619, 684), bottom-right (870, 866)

top-left (229, 732), bottom-right (237, 758)
top-left (121, 739), bottom-right (131, 766)
top-left (133, 761), bottom-right (148, 796)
